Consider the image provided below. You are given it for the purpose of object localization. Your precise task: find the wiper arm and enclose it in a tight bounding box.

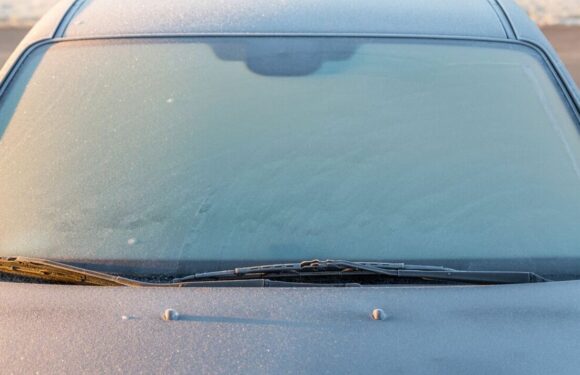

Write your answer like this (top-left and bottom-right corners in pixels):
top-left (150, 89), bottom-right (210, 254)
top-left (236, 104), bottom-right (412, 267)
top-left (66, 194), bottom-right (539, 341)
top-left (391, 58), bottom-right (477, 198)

top-left (0, 257), bottom-right (156, 287)
top-left (173, 259), bottom-right (549, 284)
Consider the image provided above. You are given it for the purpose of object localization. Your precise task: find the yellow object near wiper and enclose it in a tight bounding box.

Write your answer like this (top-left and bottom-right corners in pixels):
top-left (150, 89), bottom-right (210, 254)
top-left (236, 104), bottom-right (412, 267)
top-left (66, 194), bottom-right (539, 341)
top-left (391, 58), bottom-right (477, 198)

top-left (0, 257), bottom-right (158, 287)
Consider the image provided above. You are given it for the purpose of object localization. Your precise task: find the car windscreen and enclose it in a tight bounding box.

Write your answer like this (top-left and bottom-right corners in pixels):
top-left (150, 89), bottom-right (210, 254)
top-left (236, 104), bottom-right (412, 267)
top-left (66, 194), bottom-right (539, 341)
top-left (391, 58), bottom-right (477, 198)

top-left (1, 37), bottom-right (579, 276)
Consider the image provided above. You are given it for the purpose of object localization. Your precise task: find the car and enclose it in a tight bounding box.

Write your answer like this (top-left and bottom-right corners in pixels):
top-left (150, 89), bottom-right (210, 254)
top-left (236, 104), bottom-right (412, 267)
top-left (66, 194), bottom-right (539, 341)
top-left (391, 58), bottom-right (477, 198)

top-left (1, 0), bottom-right (580, 373)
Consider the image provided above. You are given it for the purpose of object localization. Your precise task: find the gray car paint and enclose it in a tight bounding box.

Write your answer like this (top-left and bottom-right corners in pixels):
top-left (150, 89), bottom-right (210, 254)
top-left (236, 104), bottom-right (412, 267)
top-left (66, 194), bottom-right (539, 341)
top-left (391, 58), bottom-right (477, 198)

top-left (1, 0), bottom-right (580, 374)
top-left (2, 281), bottom-right (580, 374)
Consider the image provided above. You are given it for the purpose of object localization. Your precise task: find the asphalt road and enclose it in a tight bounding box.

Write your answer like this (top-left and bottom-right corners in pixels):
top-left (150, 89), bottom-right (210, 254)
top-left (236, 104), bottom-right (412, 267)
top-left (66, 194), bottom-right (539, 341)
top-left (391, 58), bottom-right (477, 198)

top-left (0, 26), bottom-right (579, 85)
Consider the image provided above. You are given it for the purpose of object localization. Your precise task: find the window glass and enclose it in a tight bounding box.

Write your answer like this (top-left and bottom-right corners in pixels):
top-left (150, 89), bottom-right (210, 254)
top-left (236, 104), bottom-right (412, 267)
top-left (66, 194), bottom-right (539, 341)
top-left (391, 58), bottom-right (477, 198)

top-left (1, 38), bottom-right (579, 275)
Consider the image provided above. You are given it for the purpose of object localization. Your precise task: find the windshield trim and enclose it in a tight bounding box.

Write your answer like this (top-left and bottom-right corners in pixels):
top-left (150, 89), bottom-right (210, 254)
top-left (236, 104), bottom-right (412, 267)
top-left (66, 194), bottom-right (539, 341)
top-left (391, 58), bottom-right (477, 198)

top-left (1, 34), bottom-right (578, 122)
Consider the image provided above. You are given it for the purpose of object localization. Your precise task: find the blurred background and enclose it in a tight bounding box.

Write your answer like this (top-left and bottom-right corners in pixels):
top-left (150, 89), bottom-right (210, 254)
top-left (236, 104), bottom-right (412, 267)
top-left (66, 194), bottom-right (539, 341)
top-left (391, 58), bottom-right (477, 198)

top-left (0, 0), bottom-right (578, 84)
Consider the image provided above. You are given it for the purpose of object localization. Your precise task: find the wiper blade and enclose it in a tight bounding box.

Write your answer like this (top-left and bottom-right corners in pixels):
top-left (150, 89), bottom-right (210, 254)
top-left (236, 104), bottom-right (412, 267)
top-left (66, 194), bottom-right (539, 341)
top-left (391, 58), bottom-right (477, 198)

top-left (173, 259), bottom-right (549, 284)
top-left (0, 257), bottom-right (156, 287)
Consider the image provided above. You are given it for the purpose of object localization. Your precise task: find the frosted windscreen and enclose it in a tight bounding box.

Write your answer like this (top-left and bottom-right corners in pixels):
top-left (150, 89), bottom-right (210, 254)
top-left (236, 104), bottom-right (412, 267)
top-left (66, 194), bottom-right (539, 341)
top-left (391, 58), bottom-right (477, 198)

top-left (1, 38), bottom-right (579, 273)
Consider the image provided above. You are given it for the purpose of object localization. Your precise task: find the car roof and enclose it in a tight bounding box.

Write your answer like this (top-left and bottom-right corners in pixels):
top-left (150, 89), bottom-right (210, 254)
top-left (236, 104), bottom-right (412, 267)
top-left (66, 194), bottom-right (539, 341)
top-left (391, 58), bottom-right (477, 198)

top-left (61, 0), bottom-right (510, 39)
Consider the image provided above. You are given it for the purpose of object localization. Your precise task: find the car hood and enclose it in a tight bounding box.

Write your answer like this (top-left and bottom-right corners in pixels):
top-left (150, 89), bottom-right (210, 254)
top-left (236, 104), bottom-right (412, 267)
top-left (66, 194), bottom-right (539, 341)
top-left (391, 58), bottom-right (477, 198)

top-left (1, 281), bottom-right (580, 374)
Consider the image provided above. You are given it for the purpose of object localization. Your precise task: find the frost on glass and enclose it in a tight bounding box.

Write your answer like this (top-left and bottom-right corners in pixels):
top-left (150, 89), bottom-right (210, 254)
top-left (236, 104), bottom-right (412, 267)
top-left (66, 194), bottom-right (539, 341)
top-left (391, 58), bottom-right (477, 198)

top-left (1, 38), bottom-right (580, 269)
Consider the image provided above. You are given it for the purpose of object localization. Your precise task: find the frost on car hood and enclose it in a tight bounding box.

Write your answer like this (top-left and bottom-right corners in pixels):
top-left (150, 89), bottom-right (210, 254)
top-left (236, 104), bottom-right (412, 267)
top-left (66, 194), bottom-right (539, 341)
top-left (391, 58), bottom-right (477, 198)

top-left (1, 281), bottom-right (580, 374)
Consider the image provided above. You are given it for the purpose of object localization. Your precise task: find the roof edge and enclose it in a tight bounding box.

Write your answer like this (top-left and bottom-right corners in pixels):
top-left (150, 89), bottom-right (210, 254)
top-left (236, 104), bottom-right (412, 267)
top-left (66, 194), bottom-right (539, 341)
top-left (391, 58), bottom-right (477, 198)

top-left (54, 0), bottom-right (90, 38)
top-left (486, 0), bottom-right (516, 38)
top-left (0, 0), bottom-right (77, 86)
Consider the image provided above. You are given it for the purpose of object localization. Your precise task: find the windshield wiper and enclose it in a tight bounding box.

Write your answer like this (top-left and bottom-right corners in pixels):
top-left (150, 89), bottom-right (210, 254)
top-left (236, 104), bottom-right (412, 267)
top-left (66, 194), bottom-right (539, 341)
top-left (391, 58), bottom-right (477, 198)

top-left (0, 257), bottom-right (358, 288)
top-left (0, 257), bottom-right (549, 287)
top-left (0, 257), bottom-right (157, 287)
top-left (173, 259), bottom-right (550, 284)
